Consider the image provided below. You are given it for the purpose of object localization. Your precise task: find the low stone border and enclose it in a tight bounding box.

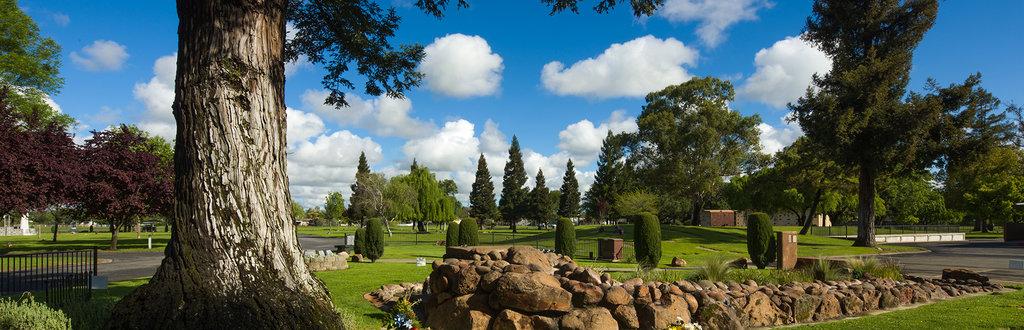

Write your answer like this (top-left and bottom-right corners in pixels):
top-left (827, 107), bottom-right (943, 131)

top-left (370, 246), bottom-right (1003, 330)
top-left (303, 250), bottom-right (348, 272)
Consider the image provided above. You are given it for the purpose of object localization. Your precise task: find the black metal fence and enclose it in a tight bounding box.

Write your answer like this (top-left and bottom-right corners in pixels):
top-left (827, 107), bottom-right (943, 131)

top-left (807, 225), bottom-right (964, 237)
top-left (0, 248), bottom-right (96, 305)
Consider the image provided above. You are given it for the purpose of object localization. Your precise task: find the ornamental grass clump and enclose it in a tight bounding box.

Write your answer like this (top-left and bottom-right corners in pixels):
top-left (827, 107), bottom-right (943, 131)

top-left (555, 217), bottom-right (576, 258)
top-left (691, 255), bottom-right (734, 282)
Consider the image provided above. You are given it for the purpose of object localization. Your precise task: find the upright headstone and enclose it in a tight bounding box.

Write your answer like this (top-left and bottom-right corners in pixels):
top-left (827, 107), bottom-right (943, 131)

top-left (777, 231), bottom-right (798, 270)
top-left (19, 214), bottom-right (31, 235)
top-left (598, 238), bottom-right (623, 261)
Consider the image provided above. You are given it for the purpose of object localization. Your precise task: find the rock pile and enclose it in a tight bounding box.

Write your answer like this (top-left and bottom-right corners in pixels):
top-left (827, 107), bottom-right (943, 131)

top-left (372, 246), bottom-right (1003, 330)
top-left (302, 250), bottom-right (349, 271)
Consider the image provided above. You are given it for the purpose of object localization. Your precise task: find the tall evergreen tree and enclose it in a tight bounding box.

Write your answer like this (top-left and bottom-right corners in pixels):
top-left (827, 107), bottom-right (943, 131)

top-left (793, 0), bottom-right (940, 246)
top-left (469, 154), bottom-right (498, 220)
top-left (528, 169), bottom-right (555, 227)
top-left (348, 151), bottom-right (373, 222)
top-left (584, 131), bottom-right (625, 222)
top-left (558, 159), bottom-right (581, 218)
top-left (499, 135), bottom-right (528, 232)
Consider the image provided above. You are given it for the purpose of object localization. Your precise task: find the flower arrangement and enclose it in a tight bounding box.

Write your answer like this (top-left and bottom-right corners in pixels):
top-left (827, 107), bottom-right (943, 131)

top-left (387, 295), bottom-right (421, 330)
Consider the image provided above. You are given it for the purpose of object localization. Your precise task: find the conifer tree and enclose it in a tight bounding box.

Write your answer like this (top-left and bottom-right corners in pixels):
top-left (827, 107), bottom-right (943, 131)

top-left (528, 169), bottom-right (554, 227)
top-left (499, 136), bottom-right (528, 232)
top-left (558, 159), bottom-right (581, 218)
top-left (583, 132), bottom-right (625, 222)
top-left (469, 154), bottom-right (498, 221)
top-left (349, 151), bottom-right (373, 223)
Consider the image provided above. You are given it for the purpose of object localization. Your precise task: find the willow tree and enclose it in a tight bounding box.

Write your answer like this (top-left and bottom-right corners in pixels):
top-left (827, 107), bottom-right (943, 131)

top-left (107, 0), bottom-right (666, 328)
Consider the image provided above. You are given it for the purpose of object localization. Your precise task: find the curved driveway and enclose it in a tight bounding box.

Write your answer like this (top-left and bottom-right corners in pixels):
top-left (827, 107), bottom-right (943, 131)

top-left (884, 239), bottom-right (1023, 283)
top-left (97, 237), bottom-right (1024, 283)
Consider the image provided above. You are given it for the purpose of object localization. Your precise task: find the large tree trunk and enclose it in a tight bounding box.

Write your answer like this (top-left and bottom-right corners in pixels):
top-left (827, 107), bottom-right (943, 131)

top-left (853, 166), bottom-right (877, 247)
top-left (51, 217), bottom-right (59, 242)
top-left (799, 188), bottom-right (824, 235)
top-left (106, 1), bottom-right (341, 328)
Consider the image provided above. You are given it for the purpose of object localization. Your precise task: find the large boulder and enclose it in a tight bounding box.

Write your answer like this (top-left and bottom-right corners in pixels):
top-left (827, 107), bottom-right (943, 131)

top-left (450, 266), bottom-right (481, 295)
top-left (840, 294), bottom-right (864, 315)
top-left (506, 246), bottom-right (554, 273)
top-left (694, 296), bottom-right (744, 330)
top-left (611, 305), bottom-right (640, 329)
top-left (560, 307), bottom-right (619, 330)
top-left (671, 257), bottom-right (687, 267)
top-left (603, 286), bottom-right (633, 306)
top-left (638, 294), bottom-right (691, 329)
top-left (942, 268), bottom-right (989, 284)
top-left (792, 295), bottom-right (822, 323)
top-left (741, 291), bottom-right (784, 327)
top-left (490, 272), bottom-right (573, 313)
top-left (426, 293), bottom-right (493, 330)
top-left (491, 309), bottom-right (558, 330)
top-left (566, 281), bottom-right (605, 306)
top-left (814, 293), bottom-right (841, 321)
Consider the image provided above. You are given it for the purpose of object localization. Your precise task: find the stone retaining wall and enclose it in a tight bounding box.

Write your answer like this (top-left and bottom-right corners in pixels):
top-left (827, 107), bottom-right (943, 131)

top-left (303, 250), bottom-right (349, 272)
top-left (371, 246), bottom-right (1003, 330)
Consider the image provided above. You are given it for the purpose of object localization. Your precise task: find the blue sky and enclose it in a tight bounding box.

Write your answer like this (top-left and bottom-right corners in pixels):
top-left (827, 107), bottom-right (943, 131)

top-left (19, 0), bottom-right (1024, 207)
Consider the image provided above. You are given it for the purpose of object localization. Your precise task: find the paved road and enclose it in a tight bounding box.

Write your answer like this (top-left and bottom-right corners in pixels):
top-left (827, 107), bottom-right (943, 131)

top-left (883, 239), bottom-right (1023, 283)
top-left (98, 235), bottom-right (346, 281)
top-left (96, 237), bottom-right (1024, 283)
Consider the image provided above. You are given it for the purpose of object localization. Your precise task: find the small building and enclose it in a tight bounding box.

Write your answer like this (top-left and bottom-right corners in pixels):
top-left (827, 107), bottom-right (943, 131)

top-left (700, 210), bottom-right (746, 227)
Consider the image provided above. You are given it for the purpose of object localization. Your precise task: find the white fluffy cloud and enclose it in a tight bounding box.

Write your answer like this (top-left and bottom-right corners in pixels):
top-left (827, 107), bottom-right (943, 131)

top-left (758, 116), bottom-right (802, 154)
top-left (286, 107), bottom-right (325, 146)
top-left (420, 34), bottom-right (504, 98)
top-left (541, 35), bottom-right (698, 98)
top-left (51, 13), bottom-right (70, 26)
top-left (658, 0), bottom-right (772, 47)
top-left (403, 119), bottom-right (480, 172)
top-left (739, 36), bottom-right (832, 107)
top-left (133, 54), bottom-right (177, 140)
top-left (301, 90), bottom-right (435, 139)
top-left (288, 127), bottom-right (383, 206)
top-left (557, 110), bottom-right (638, 164)
top-left (71, 40), bottom-right (129, 71)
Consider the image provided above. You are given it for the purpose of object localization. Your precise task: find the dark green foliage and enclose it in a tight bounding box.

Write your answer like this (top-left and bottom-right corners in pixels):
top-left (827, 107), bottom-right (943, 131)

top-left (469, 154), bottom-right (498, 220)
top-left (364, 218), bottom-right (385, 261)
top-left (558, 159), bottom-right (581, 218)
top-left (632, 212), bottom-right (662, 268)
top-left (0, 297), bottom-right (70, 329)
top-left (499, 136), bottom-right (529, 231)
top-left (746, 212), bottom-right (776, 269)
top-left (555, 218), bottom-right (576, 257)
top-left (353, 227), bottom-right (366, 255)
top-left (0, 0), bottom-right (70, 126)
top-left (584, 132), bottom-right (626, 221)
top-left (527, 169), bottom-right (556, 226)
top-left (348, 151), bottom-right (374, 221)
top-left (445, 221), bottom-right (460, 247)
top-left (627, 77), bottom-right (761, 225)
top-left (458, 218), bottom-right (479, 246)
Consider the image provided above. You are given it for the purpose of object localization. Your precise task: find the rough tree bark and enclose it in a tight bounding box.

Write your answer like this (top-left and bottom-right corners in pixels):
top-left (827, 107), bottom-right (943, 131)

top-left (854, 166), bottom-right (877, 247)
top-left (106, 1), bottom-right (341, 328)
top-left (109, 222), bottom-right (118, 250)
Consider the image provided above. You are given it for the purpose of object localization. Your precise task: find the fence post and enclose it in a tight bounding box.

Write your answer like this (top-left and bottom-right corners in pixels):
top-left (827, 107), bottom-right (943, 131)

top-left (92, 247), bottom-right (98, 276)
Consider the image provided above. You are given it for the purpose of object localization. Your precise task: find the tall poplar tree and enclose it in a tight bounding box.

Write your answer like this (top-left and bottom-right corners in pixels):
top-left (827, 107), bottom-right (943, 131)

top-left (107, 0), bottom-right (668, 327)
top-left (558, 159), bottom-right (581, 218)
top-left (793, 0), bottom-right (940, 246)
top-left (469, 154), bottom-right (498, 221)
top-left (500, 135), bottom-right (528, 232)
top-left (584, 131), bottom-right (625, 222)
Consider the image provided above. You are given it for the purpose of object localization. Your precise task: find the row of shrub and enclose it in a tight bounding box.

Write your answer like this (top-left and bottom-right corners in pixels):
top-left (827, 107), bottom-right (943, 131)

top-left (445, 218), bottom-right (481, 248)
top-left (353, 218), bottom-right (385, 261)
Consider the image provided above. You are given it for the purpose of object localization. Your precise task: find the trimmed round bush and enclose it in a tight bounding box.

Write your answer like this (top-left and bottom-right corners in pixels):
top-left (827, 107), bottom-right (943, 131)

top-left (0, 297), bottom-right (71, 329)
top-left (633, 212), bottom-right (662, 269)
top-left (353, 227), bottom-right (366, 255)
top-left (746, 212), bottom-right (776, 269)
top-left (555, 217), bottom-right (576, 258)
top-left (446, 222), bottom-right (460, 247)
top-left (458, 218), bottom-right (479, 246)
top-left (364, 218), bottom-right (385, 262)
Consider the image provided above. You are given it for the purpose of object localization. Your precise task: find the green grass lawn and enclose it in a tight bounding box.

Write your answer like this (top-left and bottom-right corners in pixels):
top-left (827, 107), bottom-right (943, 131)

top-left (78, 267), bottom-right (1021, 330)
top-left (0, 231), bottom-right (171, 254)
top-left (789, 288), bottom-right (1024, 329)
top-left (308, 224), bottom-right (923, 269)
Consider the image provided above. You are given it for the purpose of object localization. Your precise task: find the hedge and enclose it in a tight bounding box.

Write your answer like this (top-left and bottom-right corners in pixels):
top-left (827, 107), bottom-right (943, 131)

top-left (555, 217), bottom-right (576, 258)
top-left (364, 218), bottom-right (385, 262)
top-left (746, 212), bottom-right (776, 269)
top-left (458, 218), bottom-right (479, 246)
top-left (633, 212), bottom-right (662, 268)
